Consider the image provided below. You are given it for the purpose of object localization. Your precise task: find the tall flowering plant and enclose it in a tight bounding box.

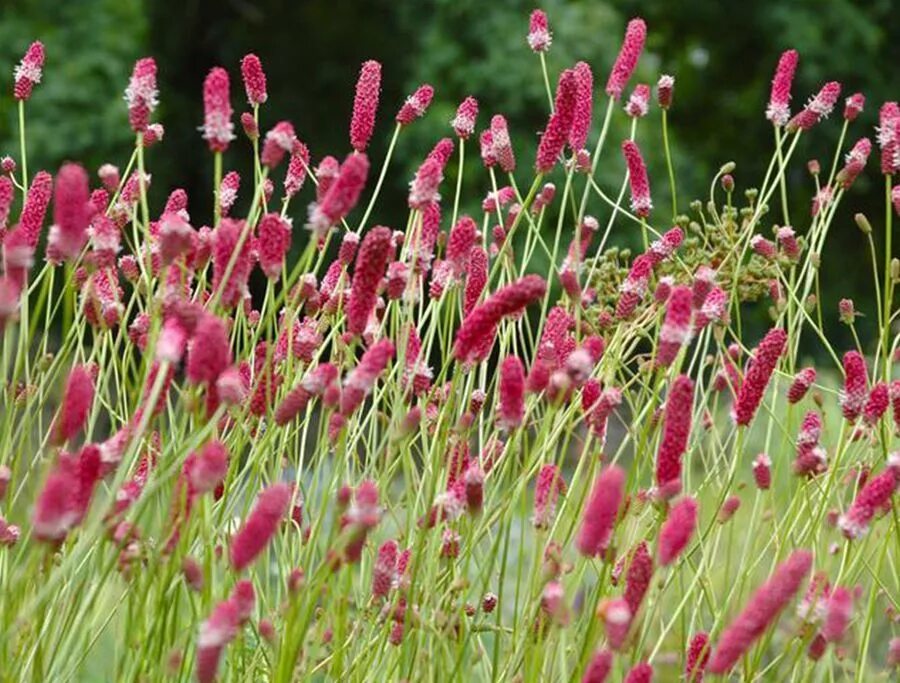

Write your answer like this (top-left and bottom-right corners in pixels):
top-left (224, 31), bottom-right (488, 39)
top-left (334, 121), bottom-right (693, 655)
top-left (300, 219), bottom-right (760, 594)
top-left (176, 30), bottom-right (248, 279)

top-left (0, 11), bottom-right (897, 682)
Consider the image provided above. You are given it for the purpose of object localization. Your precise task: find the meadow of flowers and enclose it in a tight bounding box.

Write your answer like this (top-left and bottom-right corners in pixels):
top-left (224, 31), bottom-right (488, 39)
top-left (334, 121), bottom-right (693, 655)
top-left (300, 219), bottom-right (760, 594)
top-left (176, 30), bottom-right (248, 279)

top-left (0, 8), bottom-right (898, 682)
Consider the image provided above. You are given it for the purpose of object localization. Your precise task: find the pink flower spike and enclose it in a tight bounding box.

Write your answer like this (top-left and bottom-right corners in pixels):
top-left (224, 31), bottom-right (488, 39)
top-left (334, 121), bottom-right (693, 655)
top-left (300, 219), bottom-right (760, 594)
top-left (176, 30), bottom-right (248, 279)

top-left (230, 483), bottom-right (292, 572)
top-left (599, 597), bottom-right (632, 651)
top-left (535, 69), bottom-right (578, 173)
top-left (753, 453), bottom-right (772, 490)
top-left (582, 649), bottom-right (612, 683)
top-left (786, 81), bottom-right (842, 133)
top-left (408, 156), bottom-right (444, 209)
top-left (766, 50), bottom-right (798, 127)
top-left (658, 496), bottom-right (698, 566)
top-left (844, 92), bottom-right (865, 121)
top-left (32, 444), bottom-right (101, 541)
top-left (787, 367), bottom-right (816, 403)
top-left (490, 115), bottom-right (516, 173)
top-left (19, 170), bottom-right (54, 250)
top-left (219, 171), bottom-right (240, 216)
top-left (707, 550), bottom-right (813, 674)
top-left (606, 19), bottom-right (647, 100)
top-left (451, 96), bottom-right (479, 139)
top-left (54, 365), bottom-right (95, 445)
top-left (576, 465), bottom-right (624, 557)
top-left (125, 58), bottom-right (158, 133)
top-left (185, 441), bottom-right (229, 495)
top-left (307, 153), bottom-right (369, 235)
top-left (261, 120), bottom-right (296, 169)
top-left (840, 350), bottom-right (868, 422)
top-left (202, 67), bottom-right (234, 153)
top-left (822, 586), bottom-right (853, 643)
top-left (733, 327), bottom-right (787, 426)
top-left (14, 41), bottom-right (44, 101)
top-left (240, 53), bottom-right (267, 106)
top-left (284, 144), bottom-right (310, 198)
top-left (623, 542), bottom-right (654, 617)
top-left (623, 662), bottom-right (653, 683)
top-left (527, 10), bottom-right (552, 52)
top-left (625, 83), bottom-right (651, 118)
top-left (622, 140), bottom-right (652, 217)
top-left (372, 539), bottom-right (399, 599)
top-left (257, 213), bottom-right (292, 279)
top-left (396, 84), bottom-right (434, 125)
top-left (569, 62), bottom-right (594, 152)
top-left (655, 375), bottom-right (694, 499)
top-left (838, 463), bottom-right (897, 539)
top-left (49, 163), bottom-right (91, 262)
top-left (656, 286), bottom-right (692, 368)
top-left (186, 314), bottom-right (232, 385)
top-left (350, 60), bottom-right (381, 152)
top-left (339, 339), bottom-right (395, 417)
top-left (657, 74), bottom-right (675, 109)
top-left (685, 632), bottom-right (711, 682)
top-left (346, 226), bottom-right (393, 336)
top-left (497, 356), bottom-right (526, 430)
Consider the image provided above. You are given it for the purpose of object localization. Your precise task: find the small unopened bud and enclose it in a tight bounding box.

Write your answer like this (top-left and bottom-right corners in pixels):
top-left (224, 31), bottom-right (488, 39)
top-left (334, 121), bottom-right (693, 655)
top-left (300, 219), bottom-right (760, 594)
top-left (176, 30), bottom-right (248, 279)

top-left (807, 159), bottom-right (820, 176)
top-left (720, 161), bottom-right (736, 174)
top-left (838, 298), bottom-right (856, 325)
top-left (854, 213), bottom-right (872, 235)
top-left (804, 295), bottom-right (817, 313)
top-left (809, 252), bottom-right (820, 269)
top-left (744, 188), bottom-right (758, 201)
top-left (892, 258), bottom-right (900, 282)
top-left (721, 174), bottom-right (734, 192)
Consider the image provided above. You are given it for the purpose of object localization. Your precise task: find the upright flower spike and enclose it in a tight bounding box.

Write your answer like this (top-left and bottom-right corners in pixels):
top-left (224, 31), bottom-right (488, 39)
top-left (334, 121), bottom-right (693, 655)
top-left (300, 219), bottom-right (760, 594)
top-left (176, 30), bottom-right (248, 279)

top-left (685, 632), bottom-right (711, 682)
top-left (18, 170), bottom-right (53, 249)
top-left (766, 49), bottom-right (798, 127)
top-left (463, 246), bottom-right (488, 316)
top-left (14, 41), bottom-right (44, 101)
top-left (707, 550), bottom-right (813, 674)
top-left (878, 102), bottom-right (900, 176)
top-left (53, 364), bottom-right (95, 445)
top-left (822, 586), bottom-right (853, 643)
top-left (786, 81), bottom-right (842, 133)
top-left (211, 218), bottom-right (253, 308)
top-left (658, 496), bottom-right (698, 566)
top-left (606, 18), bottom-right (647, 100)
top-left (732, 327), bottom-right (787, 426)
top-left (535, 69), bottom-right (578, 173)
top-left (230, 483), bottom-right (292, 572)
top-left (569, 62), bottom-right (594, 152)
top-left (625, 83), bottom-right (650, 118)
top-left (396, 84), bottom-right (434, 125)
top-left (408, 156), bottom-right (444, 209)
top-left (656, 375), bottom-right (694, 499)
top-left (125, 58), bottom-right (158, 133)
top-left (32, 445), bottom-right (102, 542)
top-left (787, 367), bottom-right (816, 403)
top-left (284, 144), bottom-right (310, 197)
top-left (261, 121), bottom-right (296, 169)
top-left (219, 171), bottom-right (240, 216)
top-left (490, 115), bottom-right (516, 173)
top-left (350, 60), bottom-right (381, 152)
top-left (186, 314), bottom-right (232, 385)
top-left (656, 286), bottom-right (692, 367)
top-left (623, 663), bottom-right (653, 683)
top-left (257, 213), bottom-right (292, 279)
top-left (533, 464), bottom-right (566, 530)
top-left (844, 92), bottom-right (865, 121)
top-left (576, 465), bottom-right (624, 557)
top-left (240, 53), bottom-right (267, 106)
top-left (48, 163), bottom-right (91, 262)
top-left (453, 275), bottom-right (547, 364)
top-left (753, 454), bottom-right (772, 490)
top-left (202, 67), bottom-right (234, 153)
top-left (527, 10), bottom-right (552, 52)
top-left (838, 461), bottom-right (898, 539)
top-left (582, 649), bottom-right (613, 683)
top-left (196, 582), bottom-right (255, 683)
top-left (657, 74), bottom-right (674, 109)
top-left (307, 153), bottom-right (369, 235)
top-left (451, 96), bottom-right (479, 139)
top-left (371, 540), bottom-right (399, 599)
top-left (622, 140), bottom-right (652, 217)
top-left (497, 356), bottom-right (526, 430)
top-left (340, 339), bottom-right (395, 417)
top-left (623, 542), bottom-right (654, 617)
top-left (346, 226), bottom-right (393, 336)
top-left (840, 350), bottom-right (868, 422)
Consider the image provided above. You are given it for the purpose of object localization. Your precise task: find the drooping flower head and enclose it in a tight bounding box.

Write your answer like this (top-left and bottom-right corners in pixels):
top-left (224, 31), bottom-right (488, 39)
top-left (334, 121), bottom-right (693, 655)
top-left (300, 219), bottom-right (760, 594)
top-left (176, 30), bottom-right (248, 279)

top-left (125, 58), bottom-right (158, 133)
top-left (766, 50), bottom-right (798, 127)
top-left (284, 144), bottom-right (310, 197)
top-left (261, 120), bottom-right (296, 169)
top-left (707, 550), bottom-right (813, 674)
top-left (240, 53), bottom-right (267, 105)
top-left (350, 60), bottom-right (381, 152)
top-left (838, 462), bottom-right (897, 539)
top-left (340, 339), bottom-right (395, 417)
top-left (787, 367), bottom-right (816, 404)
top-left (202, 67), bottom-right (234, 153)
top-left (786, 81), bottom-right (842, 133)
top-left (606, 19), bottom-right (647, 100)
top-left (622, 140), bottom-right (652, 217)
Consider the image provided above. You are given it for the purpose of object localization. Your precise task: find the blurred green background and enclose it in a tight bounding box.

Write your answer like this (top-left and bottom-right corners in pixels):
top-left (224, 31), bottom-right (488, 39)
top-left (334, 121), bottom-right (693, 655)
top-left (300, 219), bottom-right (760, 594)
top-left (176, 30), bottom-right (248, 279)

top-left (1, 0), bottom-right (898, 349)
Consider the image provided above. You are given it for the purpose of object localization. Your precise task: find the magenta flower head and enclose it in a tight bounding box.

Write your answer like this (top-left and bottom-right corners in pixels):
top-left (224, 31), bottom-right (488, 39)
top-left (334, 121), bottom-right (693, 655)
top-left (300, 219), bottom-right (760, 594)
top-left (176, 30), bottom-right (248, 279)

top-left (14, 41), bottom-right (44, 101)
top-left (32, 445), bottom-right (101, 542)
top-left (707, 550), bottom-right (813, 674)
top-left (569, 62), bottom-right (594, 152)
top-left (599, 597), bottom-right (632, 651)
top-left (350, 60), bottom-right (381, 152)
top-left (753, 453), bottom-right (772, 490)
top-left (48, 163), bottom-right (91, 262)
top-left (878, 102), bottom-right (900, 175)
top-left (838, 462), bottom-right (897, 539)
top-left (53, 364), bottom-right (95, 445)
top-left (766, 49), bottom-right (798, 127)
top-left (240, 53), bottom-right (267, 105)
top-left (284, 146), bottom-right (309, 198)
top-left (606, 18), bottom-right (647, 100)
top-left (196, 583), bottom-right (254, 683)
top-left (656, 286), bottom-right (692, 368)
top-left (19, 170), bottom-right (53, 250)
top-left (463, 246), bottom-right (488, 315)
top-left (837, 137), bottom-right (872, 188)
top-left (787, 366), bottom-right (817, 404)
top-left (453, 275), bottom-right (547, 364)
top-left (125, 58), bottom-right (158, 133)
top-left (822, 586), bottom-right (853, 643)
top-left (685, 632), bottom-right (711, 682)
top-left (185, 440), bottom-right (229, 495)
top-left (786, 81), bottom-right (842, 133)
top-left (202, 67), bottom-right (234, 153)
top-left (624, 662), bottom-right (653, 683)
top-left (261, 120), bottom-right (296, 169)
top-left (447, 215), bottom-right (479, 274)
top-left (340, 339), bottom-right (395, 417)
top-left (625, 83), bottom-right (651, 118)
top-left (616, 253), bottom-right (653, 319)
top-left (582, 649), bottom-right (613, 683)
top-left (622, 140), bottom-right (652, 217)
top-left (408, 156), bottom-right (444, 209)
top-left (533, 464), bottom-right (566, 530)
top-left (658, 496), bottom-right (698, 566)
top-left (576, 465), bottom-right (624, 557)
top-left (535, 69), bottom-right (578, 173)
top-left (657, 74), bottom-right (674, 109)
top-left (656, 375), bottom-right (694, 499)
top-left (219, 171), bottom-right (240, 216)
top-left (732, 327), bottom-right (787, 426)
top-left (497, 356), bottom-right (526, 430)
top-left (257, 213), bottom-right (292, 279)
top-left (451, 96), bottom-right (479, 139)
top-left (624, 541), bottom-right (654, 617)
top-left (307, 153), bottom-right (369, 235)
top-left (186, 314), bottom-right (232, 385)
top-left (527, 10), bottom-right (552, 52)
top-left (371, 539), bottom-right (399, 599)
top-left (211, 218), bottom-right (253, 308)
top-left (347, 226), bottom-right (393, 335)
top-left (396, 84), bottom-right (434, 125)
top-left (490, 115), bottom-right (516, 173)
top-left (230, 483), bottom-right (292, 572)
top-left (844, 92), bottom-right (865, 121)
top-left (840, 350), bottom-right (868, 421)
